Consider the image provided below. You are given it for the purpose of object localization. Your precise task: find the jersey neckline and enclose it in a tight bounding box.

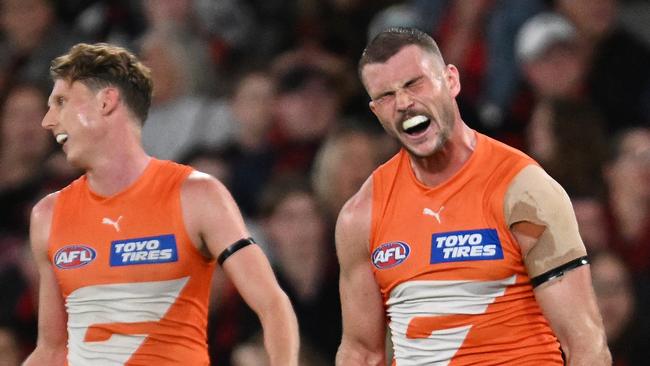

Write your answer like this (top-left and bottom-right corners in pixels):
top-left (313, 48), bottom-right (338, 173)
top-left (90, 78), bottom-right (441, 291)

top-left (82, 158), bottom-right (160, 203)
top-left (405, 130), bottom-right (484, 192)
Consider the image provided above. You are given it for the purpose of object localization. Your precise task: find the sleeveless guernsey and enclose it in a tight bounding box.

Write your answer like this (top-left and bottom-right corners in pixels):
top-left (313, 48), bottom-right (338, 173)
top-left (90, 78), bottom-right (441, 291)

top-left (48, 159), bottom-right (215, 366)
top-left (370, 132), bottom-right (563, 365)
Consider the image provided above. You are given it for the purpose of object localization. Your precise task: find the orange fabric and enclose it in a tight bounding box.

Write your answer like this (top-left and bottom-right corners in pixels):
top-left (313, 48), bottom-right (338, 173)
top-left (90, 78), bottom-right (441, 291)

top-left (49, 159), bottom-right (215, 366)
top-left (371, 132), bottom-right (563, 365)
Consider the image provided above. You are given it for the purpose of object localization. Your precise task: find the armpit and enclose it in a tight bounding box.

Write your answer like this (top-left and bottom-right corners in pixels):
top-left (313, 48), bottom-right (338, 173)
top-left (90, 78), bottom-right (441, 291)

top-left (504, 165), bottom-right (587, 278)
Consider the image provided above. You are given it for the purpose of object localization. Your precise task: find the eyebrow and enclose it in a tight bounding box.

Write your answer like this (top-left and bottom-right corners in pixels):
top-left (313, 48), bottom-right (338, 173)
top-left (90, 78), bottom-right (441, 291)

top-left (372, 75), bottom-right (423, 100)
top-left (47, 93), bottom-right (62, 107)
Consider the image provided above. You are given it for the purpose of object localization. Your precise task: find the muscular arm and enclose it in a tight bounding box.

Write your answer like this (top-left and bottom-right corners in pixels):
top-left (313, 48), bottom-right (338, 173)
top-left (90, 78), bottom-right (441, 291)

top-left (335, 178), bottom-right (386, 366)
top-left (507, 165), bottom-right (610, 365)
top-left (182, 172), bottom-right (299, 366)
top-left (23, 194), bottom-right (68, 366)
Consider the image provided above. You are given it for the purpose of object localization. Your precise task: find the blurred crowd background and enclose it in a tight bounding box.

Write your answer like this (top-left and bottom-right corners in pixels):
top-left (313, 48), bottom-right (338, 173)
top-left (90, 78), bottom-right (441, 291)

top-left (0, 0), bottom-right (648, 365)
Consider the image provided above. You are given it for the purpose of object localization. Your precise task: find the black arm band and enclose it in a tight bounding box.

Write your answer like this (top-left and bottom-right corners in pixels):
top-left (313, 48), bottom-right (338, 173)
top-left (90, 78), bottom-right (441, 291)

top-left (217, 237), bottom-right (256, 266)
top-left (530, 256), bottom-right (589, 288)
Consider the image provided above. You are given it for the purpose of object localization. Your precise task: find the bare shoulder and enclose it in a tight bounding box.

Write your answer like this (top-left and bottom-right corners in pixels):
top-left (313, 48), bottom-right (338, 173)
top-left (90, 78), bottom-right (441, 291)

top-left (30, 192), bottom-right (59, 256)
top-left (181, 170), bottom-right (248, 257)
top-left (31, 191), bottom-right (58, 218)
top-left (181, 170), bottom-right (240, 215)
top-left (336, 176), bottom-right (373, 258)
top-left (337, 177), bottom-right (373, 232)
top-left (182, 170), bottom-right (230, 200)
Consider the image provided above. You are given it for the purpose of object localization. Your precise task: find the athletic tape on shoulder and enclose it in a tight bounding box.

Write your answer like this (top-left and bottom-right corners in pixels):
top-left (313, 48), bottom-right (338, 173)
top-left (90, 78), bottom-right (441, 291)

top-left (530, 256), bottom-right (589, 288)
top-left (217, 237), bottom-right (256, 265)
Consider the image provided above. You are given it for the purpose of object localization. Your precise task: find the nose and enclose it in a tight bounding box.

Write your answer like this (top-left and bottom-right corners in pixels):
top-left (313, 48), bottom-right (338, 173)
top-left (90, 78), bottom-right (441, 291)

top-left (395, 89), bottom-right (413, 112)
top-left (41, 108), bottom-right (56, 130)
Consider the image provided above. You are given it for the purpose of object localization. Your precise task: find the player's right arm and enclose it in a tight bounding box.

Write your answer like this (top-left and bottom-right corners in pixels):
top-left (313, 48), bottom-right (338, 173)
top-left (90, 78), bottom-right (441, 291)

top-left (22, 193), bottom-right (68, 366)
top-left (335, 178), bottom-right (386, 366)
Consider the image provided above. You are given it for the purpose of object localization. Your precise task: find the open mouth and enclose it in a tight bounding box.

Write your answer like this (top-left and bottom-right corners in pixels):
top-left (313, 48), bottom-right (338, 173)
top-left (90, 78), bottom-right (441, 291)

top-left (55, 133), bottom-right (68, 145)
top-left (402, 115), bottom-right (431, 135)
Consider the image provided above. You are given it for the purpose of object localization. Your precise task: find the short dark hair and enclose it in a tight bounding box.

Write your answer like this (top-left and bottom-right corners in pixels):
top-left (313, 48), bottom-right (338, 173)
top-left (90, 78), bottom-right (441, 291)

top-left (358, 27), bottom-right (443, 78)
top-left (50, 43), bottom-right (153, 124)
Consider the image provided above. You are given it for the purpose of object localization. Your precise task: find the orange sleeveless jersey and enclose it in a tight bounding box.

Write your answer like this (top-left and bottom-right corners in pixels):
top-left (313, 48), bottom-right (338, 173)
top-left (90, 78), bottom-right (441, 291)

top-left (48, 159), bottom-right (215, 366)
top-left (370, 133), bottom-right (563, 365)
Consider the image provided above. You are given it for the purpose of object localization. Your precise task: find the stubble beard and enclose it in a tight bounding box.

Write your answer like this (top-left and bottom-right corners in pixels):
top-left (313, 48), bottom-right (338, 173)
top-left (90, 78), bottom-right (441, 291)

top-left (404, 109), bottom-right (454, 159)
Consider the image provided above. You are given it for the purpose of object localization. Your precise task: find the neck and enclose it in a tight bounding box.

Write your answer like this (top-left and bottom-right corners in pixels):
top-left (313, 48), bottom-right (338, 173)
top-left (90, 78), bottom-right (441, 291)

top-left (410, 121), bottom-right (477, 187)
top-left (85, 123), bottom-right (151, 197)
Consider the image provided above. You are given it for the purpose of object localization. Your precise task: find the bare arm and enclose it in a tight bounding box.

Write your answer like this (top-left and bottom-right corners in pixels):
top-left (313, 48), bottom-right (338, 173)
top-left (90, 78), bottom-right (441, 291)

top-left (182, 172), bottom-right (299, 366)
top-left (22, 194), bottom-right (68, 366)
top-left (512, 225), bottom-right (611, 365)
top-left (507, 165), bottom-right (610, 365)
top-left (335, 178), bottom-right (386, 366)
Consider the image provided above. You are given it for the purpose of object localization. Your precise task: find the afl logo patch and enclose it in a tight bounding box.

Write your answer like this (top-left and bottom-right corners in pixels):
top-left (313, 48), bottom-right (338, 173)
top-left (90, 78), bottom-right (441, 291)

top-left (372, 241), bottom-right (411, 269)
top-left (54, 245), bottom-right (97, 269)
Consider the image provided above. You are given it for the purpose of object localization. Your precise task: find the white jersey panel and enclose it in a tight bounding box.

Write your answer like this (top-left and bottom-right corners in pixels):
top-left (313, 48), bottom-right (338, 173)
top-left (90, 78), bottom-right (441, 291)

top-left (387, 276), bottom-right (517, 365)
top-left (65, 277), bottom-right (189, 366)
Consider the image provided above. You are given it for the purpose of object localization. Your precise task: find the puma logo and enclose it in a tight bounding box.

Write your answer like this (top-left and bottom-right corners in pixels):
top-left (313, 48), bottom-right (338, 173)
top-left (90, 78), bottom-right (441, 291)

top-left (102, 216), bottom-right (123, 232)
top-left (423, 207), bottom-right (444, 223)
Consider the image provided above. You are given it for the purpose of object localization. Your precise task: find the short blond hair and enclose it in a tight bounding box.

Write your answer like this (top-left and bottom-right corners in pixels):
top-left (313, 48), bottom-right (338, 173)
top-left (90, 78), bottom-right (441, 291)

top-left (50, 43), bottom-right (153, 124)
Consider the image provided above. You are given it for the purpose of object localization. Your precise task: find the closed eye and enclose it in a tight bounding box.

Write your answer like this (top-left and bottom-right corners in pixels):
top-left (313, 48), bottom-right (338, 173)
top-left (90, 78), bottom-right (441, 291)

top-left (405, 77), bottom-right (423, 90)
top-left (373, 91), bottom-right (395, 105)
top-left (48, 96), bottom-right (65, 108)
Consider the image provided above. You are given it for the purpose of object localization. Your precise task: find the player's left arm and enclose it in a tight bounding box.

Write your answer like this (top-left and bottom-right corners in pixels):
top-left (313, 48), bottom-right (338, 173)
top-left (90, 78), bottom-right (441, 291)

top-left (506, 165), bottom-right (611, 365)
top-left (181, 172), bottom-right (299, 366)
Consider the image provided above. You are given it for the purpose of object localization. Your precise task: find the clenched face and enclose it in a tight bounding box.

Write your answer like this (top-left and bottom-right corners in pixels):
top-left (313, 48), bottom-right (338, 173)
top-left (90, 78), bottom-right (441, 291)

top-left (362, 45), bottom-right (460, 158)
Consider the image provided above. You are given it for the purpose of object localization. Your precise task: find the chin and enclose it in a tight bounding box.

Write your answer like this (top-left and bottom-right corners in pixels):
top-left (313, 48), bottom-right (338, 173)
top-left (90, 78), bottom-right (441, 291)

top-left (403, 137), bottom-right (445, 159)
top-left (65, 153), bottom-right (88, 171)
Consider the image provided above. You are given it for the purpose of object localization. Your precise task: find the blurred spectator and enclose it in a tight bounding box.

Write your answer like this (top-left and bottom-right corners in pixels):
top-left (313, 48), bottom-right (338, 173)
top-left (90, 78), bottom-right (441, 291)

top-left (590, 250), bottom-right (649, 365)
top-left (139, 29), bottom-right (233, 161)
top-left (366, 3), bottom-right (428, 41)
top-left (572, 195), bottom-right (610, 253)
top-left (257, 174), bottom-right (341, 362)
top-left (141, 0), bottom-right (195, 33)
top-left (0, 239), bottom-right (37, 361)
top-left (193, 0), bottom-right (257, 64)
top-left (311, 123), bottom-right (395, 225)
top-left (553, 0), bottom-right (650, 132)
top-left (525, 99), bottom-right (609, 197)
top-left (500, 11), bottom-right (589, 150)
top-left (602, 127), bottom-right (650, 277)
top-left (619, 0), bottom-right (650, 47)
top-left (221, 69), bottom-right (278, 217)
top-left (516, 13), bottom-right (586, 101)
top-left (268, 64), bottom-right (342, 174)
top-left (0, 0), bottom-right (82, 95)
top-left (61, 1), bottom-right (145, 47)
top-left (0, 83), bottom-right (52, 234)
top-left (230, 330), bottom-right (329, 366)
top-left (37, 150), bottom-right (83, 195)
top-left (270, 39), bottom-right (358, 114)
top-left (0, 325), bottom-right (21, 366)
top-left (435, 0), bottom-right (493, 95)
top-left (479, 0), bottom-right (546, 130)
top-left (289, 0), bottom-right (399, 79)
top-left (206, 265), bottom-right (250, 366)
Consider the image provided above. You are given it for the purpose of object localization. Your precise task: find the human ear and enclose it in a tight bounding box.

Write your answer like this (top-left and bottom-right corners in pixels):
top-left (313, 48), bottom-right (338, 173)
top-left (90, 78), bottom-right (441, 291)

top-left (369, 100), bottom-right (377, 115)
top-left (99, 87), bottom-right (120, 116)
top-left (445, 64), bottom-right (461, 98)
